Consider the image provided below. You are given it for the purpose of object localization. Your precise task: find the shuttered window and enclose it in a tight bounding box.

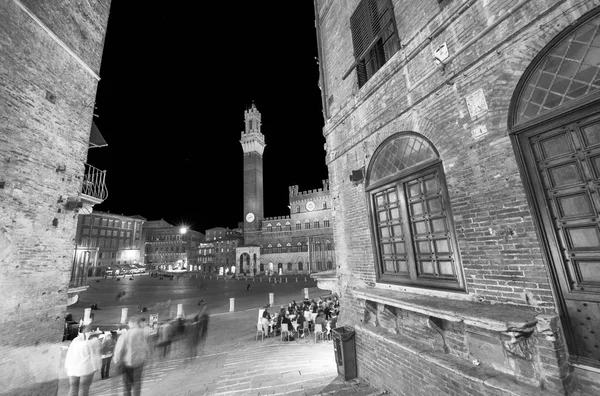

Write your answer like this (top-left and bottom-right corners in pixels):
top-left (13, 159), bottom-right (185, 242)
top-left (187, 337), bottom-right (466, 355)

top-left (349, 0), bottom-right (400, 88)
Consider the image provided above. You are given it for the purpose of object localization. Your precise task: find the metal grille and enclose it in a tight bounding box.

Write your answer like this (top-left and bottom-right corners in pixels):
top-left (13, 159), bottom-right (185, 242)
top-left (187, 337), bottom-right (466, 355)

top-left (516, 14), bottom-right (600, 124)
top-left (369, 135), bottom-right (437, 186)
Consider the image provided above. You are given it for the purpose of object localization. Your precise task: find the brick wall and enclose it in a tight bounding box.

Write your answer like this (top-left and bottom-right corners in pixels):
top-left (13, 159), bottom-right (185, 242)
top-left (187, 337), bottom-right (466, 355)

top-left (317, 0), bottom-right (600, 394)
top-left (0, 1), bottom-right (111, 394)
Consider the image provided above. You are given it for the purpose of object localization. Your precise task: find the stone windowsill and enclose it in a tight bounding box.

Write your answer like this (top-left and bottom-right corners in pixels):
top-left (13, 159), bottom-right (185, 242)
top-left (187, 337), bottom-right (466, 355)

top-left (351, 287), bottom-right (540, 332)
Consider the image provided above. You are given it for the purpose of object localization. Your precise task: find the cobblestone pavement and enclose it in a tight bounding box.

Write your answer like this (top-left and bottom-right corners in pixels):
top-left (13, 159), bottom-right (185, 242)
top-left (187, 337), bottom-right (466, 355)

top-left (58, 308), bottom-right (385, 396)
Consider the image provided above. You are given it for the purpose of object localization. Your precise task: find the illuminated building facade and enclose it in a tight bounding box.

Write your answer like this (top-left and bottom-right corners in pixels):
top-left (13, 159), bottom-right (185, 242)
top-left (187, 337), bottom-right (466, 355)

top-left (74, 211), bottom-right (146, 276)
top-left (144, 219), bottom-right (204, 271)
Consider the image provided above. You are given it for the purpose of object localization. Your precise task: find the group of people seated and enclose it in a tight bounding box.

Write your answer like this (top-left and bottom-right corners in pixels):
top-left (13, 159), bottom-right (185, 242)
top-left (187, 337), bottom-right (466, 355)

top-left (259, 296), bottom-right (340, 341)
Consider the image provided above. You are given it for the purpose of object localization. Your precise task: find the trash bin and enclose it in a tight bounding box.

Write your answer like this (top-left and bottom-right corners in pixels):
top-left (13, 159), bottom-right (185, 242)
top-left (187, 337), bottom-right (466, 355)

top-left (332, 325), bottom-right (357, 380)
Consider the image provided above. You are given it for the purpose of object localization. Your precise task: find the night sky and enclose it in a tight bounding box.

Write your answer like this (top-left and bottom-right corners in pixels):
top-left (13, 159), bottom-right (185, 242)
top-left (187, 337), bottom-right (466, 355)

top-left (88, 2), bottom-right (329, 233)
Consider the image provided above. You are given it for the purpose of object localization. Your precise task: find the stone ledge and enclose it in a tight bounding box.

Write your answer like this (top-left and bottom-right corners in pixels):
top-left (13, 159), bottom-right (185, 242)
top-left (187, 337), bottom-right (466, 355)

top-left (356, 324), bottom-right (547, 396)
top-left (351, 287), bottom-right (540, 332)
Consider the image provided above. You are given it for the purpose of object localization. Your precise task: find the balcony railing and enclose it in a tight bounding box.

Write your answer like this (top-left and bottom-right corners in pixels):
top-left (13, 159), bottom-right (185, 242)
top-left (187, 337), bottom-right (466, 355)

top-left (81, 163), bottom-right (108, 201)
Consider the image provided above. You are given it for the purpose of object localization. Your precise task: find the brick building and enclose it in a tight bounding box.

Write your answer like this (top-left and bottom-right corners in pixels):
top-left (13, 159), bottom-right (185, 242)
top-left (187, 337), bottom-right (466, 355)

top-left (73, 211), bottom-right (146, 278)
top-left (202, 227), bottom-right (243, 274)
top-left (314, 0), bottom-right (600, 395)
top-left (236, 104), bottom-right (336, 275)
top-left (144, 219), bottom-right (204, 271)
top-left (0, 1), bottom-right (112, 394)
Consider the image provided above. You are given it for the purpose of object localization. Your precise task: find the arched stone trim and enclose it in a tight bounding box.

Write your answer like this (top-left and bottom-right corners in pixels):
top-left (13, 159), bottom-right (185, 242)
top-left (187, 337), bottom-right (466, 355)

top-left (366, 132), bottom-right (440, 190)
top-left (509, 6), bottom-right (600, 130)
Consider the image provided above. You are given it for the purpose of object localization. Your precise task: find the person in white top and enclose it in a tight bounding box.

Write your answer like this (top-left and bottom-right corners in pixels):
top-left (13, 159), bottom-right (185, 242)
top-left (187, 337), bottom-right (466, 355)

top-left (113, 316), bottom-right (148, 396)
top-left (64, 325), bottom-right (102, 396)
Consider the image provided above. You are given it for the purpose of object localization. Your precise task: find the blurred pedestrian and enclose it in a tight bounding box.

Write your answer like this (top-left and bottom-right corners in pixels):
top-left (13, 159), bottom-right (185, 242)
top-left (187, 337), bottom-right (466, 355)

top-left (64, 325), bottom-right (101, 396)
top-left (246, 283), bottom-right (250, 291)
top-left (100, 332), bottom-right (115, 379)
top-left (113, 316), bottom-right (148, 396)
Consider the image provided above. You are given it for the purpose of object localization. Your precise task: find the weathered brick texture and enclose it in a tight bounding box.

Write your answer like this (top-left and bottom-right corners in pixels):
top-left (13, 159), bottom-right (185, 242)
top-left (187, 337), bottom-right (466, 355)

top-left (0, 1), bottom-right (111, 394)
top-left (317, 0), bottom-right (600, 394)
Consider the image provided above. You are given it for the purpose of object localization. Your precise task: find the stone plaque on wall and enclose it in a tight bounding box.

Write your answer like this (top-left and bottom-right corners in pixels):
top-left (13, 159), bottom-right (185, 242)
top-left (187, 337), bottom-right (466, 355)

top-left (465, 88), bottom-right (488, 118)
top-left (466, 331), bottom-right (509, 372)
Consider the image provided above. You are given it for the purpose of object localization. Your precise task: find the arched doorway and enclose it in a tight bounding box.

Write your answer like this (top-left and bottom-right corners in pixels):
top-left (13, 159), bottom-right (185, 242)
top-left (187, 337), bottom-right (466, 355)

top-left (239, 253), bottom-right (250, 274)
top-left (278, 262), bottom-right (283, 275)
top-left (510, 8), bottom-right (600, 365)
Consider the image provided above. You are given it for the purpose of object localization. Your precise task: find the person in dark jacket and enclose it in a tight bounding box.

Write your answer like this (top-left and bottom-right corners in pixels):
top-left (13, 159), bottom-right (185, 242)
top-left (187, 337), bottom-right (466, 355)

top-left (100, 332), bottom-right (115, 379)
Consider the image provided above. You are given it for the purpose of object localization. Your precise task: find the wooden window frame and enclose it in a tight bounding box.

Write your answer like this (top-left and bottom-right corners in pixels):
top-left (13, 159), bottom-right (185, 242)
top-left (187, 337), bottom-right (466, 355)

top-left (368, 161), bottom-right (465, 291)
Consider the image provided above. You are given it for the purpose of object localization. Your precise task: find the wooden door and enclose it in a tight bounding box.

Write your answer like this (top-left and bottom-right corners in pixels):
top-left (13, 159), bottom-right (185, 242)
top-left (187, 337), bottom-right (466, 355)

top-left (519, 110), bottom-right (600, 365)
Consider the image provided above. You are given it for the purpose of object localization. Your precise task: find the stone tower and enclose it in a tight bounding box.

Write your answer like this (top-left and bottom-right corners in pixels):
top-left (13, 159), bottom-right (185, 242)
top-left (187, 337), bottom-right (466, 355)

top-left (240, 103), bottom-right (265, 231)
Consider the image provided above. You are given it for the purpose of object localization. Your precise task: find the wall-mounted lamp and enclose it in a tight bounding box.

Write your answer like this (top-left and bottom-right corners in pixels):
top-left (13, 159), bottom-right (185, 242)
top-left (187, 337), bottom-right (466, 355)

top-left (349, 168), bottom-right (365, 185)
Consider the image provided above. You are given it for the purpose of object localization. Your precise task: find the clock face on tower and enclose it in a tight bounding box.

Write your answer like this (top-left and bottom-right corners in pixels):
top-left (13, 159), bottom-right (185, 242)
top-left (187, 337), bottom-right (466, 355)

top-left (246, 212), bottom-right (255, 223)
top-left (306, 201), bottom-right (315, 211)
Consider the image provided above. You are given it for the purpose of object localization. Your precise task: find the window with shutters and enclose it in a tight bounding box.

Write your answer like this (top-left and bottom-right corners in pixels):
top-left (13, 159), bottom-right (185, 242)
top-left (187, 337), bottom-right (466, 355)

top-left (367, 132), bottom-right (465, 291)
top-left (350, 0), bottom-right (400, 88)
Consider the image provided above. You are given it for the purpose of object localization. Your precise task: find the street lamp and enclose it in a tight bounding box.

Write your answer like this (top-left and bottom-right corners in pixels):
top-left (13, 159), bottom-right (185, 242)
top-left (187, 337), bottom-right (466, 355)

top-left (179, 227), bottom-right (188, 270)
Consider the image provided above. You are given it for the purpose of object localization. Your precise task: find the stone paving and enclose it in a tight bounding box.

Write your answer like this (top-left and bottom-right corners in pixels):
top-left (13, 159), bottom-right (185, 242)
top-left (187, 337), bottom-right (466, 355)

top-left (58, 305), bottom-right (385, 396)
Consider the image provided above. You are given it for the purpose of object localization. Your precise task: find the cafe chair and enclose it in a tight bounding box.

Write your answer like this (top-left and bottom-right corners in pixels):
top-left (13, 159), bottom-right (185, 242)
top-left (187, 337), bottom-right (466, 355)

top-left (314, 323), bottom-right (324, 343)
top-left (281, 323), bottom-right (292, 341)
top-left (301, 320), bottom-right (312, 338)
top-left (256, 322), bottom-right (264, 341)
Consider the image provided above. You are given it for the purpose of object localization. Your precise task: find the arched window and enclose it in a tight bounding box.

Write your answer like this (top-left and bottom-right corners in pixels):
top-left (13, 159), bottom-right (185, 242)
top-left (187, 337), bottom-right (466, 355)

top-left (314, 220), bottom-right (320, 229)
top-left (323, 202), bottom-right (327, 209)
top-left (366, 132), bottom-right (464, 290)
top-left (296, 221), bottom-right (302, 230)
top-left (286, 243), bottom-right (292, 253)
top-left (511, 12), bottom-right (600, 127)
top-left (267, 223), bottom-right (272, 232)
top-left (276, 223), bottom-right (282, 232)
top-left (277, 243), bottom-right (282, 253)
top-left (298, 262), bottom-right (303, 271)
top-left (296, 206), bottom-right (301, 213)
top-left (324, 219), bottom-right (330, 228)
top-left (285, 222), bottom-right (292, 231)
top-left (304, 220), bottom-right (311, 230)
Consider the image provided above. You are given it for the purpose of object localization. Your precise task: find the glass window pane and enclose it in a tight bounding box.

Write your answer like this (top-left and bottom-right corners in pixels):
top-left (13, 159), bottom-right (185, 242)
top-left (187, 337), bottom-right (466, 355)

top-left (368, 135), bottom-right (438, 185)
top-left (515, 15), bottom-right (600, 125)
